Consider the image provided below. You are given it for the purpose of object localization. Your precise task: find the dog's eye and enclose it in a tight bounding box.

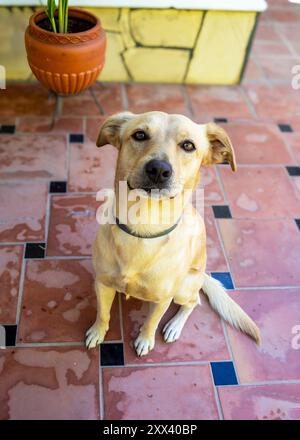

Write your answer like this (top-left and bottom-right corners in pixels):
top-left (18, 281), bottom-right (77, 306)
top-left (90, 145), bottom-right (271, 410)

top-left (132, 130), bottom-right (148, 141)
top-left (180, 140), bottom-right (195, 152)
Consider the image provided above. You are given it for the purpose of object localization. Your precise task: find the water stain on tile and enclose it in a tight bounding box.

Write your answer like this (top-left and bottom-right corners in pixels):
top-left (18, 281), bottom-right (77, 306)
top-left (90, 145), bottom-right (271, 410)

top-left (0, 245), bottom-right (23, 324)
top-left (219, 219), bottom-right (300, 287)
top-left (0, 347), bottom-right (100, 420)
top-left (220, 167), bottom-right (300, 219)
top-left (226, 289), bottom-right (300, 383)
top-left (122, 295), bottom-right (229, 365)
top-left (103, 364), bottom-right (219, 420)
top-left (47, 195), bottom-right (100, 256)
top-left (219, 383), bottom-right (300, 420)
top-left (0, 135), bottom-right (67, 180)
top-left (18, 259), bottom-right (121, 343)
top-left (0, 183), bottom-right (47, 242)
top-left (69, 143), bottom-right (117, 192)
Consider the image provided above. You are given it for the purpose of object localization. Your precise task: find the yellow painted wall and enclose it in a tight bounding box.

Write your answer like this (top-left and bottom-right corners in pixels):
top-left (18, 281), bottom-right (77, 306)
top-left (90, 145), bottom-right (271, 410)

top-left (0, 6), bottom-right (257, 85)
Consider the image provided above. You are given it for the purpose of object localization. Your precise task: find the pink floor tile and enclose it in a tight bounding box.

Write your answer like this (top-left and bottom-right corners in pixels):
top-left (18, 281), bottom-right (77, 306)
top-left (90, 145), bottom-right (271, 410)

top-left (255, 23), bottom-right (281, 41)
top-left (198, 166), bottom-right (225, 205)
top-left (220, 167), bottom-right (300, 218)
top-left (0, 245), bottom-right (23, 324)
top-left (187, 86), bottom-right (252, 119)
top-left (17, 116), bottom-right (84, 134)
top-left (0, 134), bottom-right (67, 180)
top-left (245, 84), bottom-right (300, 119)
top-left (0, 84), bottom-right (55, 117)
top-left (223, 123), bottom-right (293, 165)
top-left (126, 84), bottom-right (189, 115)
top-left (218, 218), bottom-right (300, 287)
top-left (69, 142), bottom-right (117, 192)
top-left (0, 182), bottom-right (47, 242)
top-left (122, 295), bottom-right (229, 365)
top-left (62, 95), bottom-right (101, 117)
top-left (225, 289), bottom-right (300, 383)
top-left (47, 195), bottom-right (100, 256)
top-left (93, 83), bottom-right (124, 114)
top-left (252, 40), bottom-right (293, 56)
top-left (242, 58), bottom-right (264, 82)
top-left (219, 383), bottom-right (300, 420)
top-left (102, 364), bottom-right (219, 420)
top-left (86, 117), bottom-right (106, 142)
top-left (18, 259), bottom-right (121, 343)
top-left (204, 207), bottom-right (228, 272)
top-left (268, 9), bottom-right (300, 23)
top-left (257, 56), bottom-right (300, 82)
top-left (0, 347), bottom-right (100, 420)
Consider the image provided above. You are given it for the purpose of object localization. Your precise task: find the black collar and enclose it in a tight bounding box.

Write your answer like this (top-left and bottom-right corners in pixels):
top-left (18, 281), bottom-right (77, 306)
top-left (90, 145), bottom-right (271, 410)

top-left (115, 217), bottom-right (181, 239)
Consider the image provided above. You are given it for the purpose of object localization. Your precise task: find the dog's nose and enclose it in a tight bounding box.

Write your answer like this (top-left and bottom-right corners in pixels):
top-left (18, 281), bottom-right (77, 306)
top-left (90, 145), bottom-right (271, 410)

top-left (145, 159), bottom-right (173, 184)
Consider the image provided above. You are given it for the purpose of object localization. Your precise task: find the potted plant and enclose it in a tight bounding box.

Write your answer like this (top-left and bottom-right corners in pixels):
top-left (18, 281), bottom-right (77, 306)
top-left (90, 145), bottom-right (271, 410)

top-left (25, 1), bottom-right (106, 95)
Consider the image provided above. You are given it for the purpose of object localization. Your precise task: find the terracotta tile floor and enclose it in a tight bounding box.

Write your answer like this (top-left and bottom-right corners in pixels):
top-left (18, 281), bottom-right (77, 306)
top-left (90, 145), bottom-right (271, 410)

top-left (1, 0), bottom-right (300, 420)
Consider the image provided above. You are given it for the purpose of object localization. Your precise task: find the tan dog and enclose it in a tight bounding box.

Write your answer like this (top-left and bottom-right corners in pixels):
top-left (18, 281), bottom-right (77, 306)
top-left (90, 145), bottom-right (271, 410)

top-left (86, 111), bottom-right (260, 356)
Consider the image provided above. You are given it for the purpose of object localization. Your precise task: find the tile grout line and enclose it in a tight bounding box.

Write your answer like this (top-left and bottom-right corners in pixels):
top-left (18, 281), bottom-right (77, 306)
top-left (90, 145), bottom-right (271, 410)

top-left (44, 192), bottom-right (52, 246)
top-left (99, 359), bottom-right (105, 420)
top-left (117, 360), bottom-right (228, 368)
top-left (212, 214), bottom-right (233, 275)
top-left (272, 22), bottom-right (299, 59)
top-left (214, 166), bottom-right (229, 205)
top-left (66, 132), bottom-right (71, 188)
top-left (15, 246), bottom-right (27, 343)
top-left (221, 320), bottom-right (241, 385)
top-left (208, 363), bottom-right (224, 420)
top-left (16, 341), bottom-right (85, 348)
top-left (281, 136), bottom-right (299, 165)
top-left (15, 340), bottom-right (123, 348)
top-left (240, 84), bottom-right (260, 117)
top-left (225, 378), bottom-right (300, 387)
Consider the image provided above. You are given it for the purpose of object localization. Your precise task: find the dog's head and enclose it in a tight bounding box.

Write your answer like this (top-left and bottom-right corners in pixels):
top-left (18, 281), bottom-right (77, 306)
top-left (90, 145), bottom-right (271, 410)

top-left (97, 111), bottom-right (236, 198)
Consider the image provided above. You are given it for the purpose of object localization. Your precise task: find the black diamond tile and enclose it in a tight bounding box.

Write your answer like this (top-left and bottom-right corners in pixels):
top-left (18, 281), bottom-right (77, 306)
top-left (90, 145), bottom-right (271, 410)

top-left (212, 205), bottom-right (232, 219)
top-left (49, 181), bottom-right (67, 193)
top-left (214, 118), bottom-right (228, 123)
top-left (100, 343), bottom-right (124, 366)
top-left (295, 219), bottom-right (300, 231)
top-left (278, 123), bottom-right (293, 133)
top-left (211, 272), bottom-right (234, 289)
top-left (2, 325), bottom-right (17, 347)
top-left (69, 133), bottom-right (84, 143)
top-left (25, 242), bottom-right (46, 259)
top-left (0, 125), bottom-right (16, 134)
top-left (211, 361), bottom-right (238, 386)
top-left (286, 166), bottom-right (300, 176)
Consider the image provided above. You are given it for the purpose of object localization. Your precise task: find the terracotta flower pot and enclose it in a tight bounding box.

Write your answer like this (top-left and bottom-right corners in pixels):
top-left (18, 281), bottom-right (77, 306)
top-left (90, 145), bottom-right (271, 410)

top-left (25, 8), bottom-right (106, 95)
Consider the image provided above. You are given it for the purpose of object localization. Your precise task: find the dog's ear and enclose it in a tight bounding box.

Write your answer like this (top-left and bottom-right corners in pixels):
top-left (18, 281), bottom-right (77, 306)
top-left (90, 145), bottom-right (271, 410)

top-left (202, 122), bottom-right (237, 172)
top-left (96, 112), bottom-right (135, 148)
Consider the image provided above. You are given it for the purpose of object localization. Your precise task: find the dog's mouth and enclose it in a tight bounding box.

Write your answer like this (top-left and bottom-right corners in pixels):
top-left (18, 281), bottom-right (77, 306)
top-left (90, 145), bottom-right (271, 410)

top-left (127, 181), bottom-right (177, 199)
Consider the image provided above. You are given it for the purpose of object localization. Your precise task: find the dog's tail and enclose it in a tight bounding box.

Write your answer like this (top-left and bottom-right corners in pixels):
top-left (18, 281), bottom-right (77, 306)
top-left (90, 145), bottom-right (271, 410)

top-left (201, 274), bottom-right (261, 345)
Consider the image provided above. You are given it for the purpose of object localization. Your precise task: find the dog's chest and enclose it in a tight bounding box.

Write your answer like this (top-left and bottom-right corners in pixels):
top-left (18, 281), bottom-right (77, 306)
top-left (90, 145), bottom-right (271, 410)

top-left (111, 237), bottom-right (189, 301)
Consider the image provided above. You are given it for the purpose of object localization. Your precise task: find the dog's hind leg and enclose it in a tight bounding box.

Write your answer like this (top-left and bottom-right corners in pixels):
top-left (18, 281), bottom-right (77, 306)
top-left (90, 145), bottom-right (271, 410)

top-left (163, 302), bottom-right (197, 343)
top-left (134, 299), bottom-right (172, 356)
top-left (85, 280), bottom-right (116, 349)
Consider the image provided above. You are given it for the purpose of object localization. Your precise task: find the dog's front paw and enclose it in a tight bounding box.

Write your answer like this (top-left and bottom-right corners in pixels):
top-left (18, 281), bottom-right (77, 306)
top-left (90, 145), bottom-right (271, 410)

top-left (85, 323), bottom-right (107, 349)
top-left (134, 333), bottom-right (155, 357)
top-left (163, 317), bottom-right (184, 343)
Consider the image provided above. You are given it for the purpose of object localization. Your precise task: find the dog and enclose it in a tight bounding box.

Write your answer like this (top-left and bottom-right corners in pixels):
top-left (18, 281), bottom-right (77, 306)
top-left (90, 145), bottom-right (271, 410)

top-left (85, 111), bottom-right (260, 356)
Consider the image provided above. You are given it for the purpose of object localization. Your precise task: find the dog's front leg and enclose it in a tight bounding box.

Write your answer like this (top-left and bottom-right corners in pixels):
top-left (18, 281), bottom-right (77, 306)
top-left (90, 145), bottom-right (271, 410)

top-left (85, 280), bottom-right (116, 349)
top-left (134, 299), bottom-right (172, 356)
